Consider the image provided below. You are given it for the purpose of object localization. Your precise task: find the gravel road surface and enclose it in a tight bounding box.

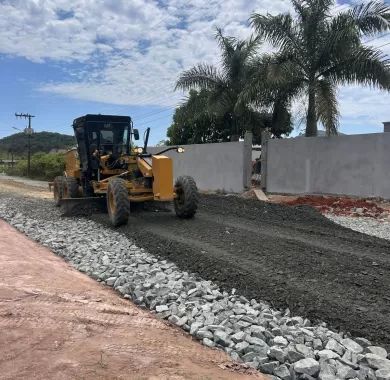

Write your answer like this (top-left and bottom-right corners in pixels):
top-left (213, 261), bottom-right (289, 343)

top-left (91, 194), bottom-right (390, 350)
top-left (1, 178), bottom-right (390, 379)
top-left (327, 215), bottom-right (390, 241)
top-left (0, 174), bottom-right (48, 188)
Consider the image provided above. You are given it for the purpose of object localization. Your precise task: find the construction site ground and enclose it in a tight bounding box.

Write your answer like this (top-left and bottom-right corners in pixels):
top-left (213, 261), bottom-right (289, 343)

top-left (0, 205), bottom-right (263, 380)
top-left (1, 175), bottom-right (390, 371)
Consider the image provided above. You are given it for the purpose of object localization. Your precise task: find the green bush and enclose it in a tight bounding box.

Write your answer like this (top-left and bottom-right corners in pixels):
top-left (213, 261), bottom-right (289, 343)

top-left (5, 152), bottom-right (65, 180)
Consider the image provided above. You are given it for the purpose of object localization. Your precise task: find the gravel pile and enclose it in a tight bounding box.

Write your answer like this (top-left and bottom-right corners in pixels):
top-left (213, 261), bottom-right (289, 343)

top-left (327, 215), bottom-right (390, 241)
top-left (1, 196), bottom-right (390, 380)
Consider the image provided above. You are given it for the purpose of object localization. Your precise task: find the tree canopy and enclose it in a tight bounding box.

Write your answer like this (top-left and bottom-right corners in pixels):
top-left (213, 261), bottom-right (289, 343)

top-left (251, 0), bottom-right (390, 136)
top-left (172, 29), bottom-right (293, 144)
top-left (169, 0), bottom-right (390, 142)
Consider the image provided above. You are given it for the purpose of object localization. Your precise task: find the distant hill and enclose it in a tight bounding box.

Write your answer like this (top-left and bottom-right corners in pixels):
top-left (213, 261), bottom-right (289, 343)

top-left (0, 131), bottom-right (75, 158)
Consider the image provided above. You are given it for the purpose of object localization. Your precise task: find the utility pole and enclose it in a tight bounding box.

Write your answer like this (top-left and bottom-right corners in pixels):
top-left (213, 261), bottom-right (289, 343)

top-left (15, 113), bottom-right (35, 177)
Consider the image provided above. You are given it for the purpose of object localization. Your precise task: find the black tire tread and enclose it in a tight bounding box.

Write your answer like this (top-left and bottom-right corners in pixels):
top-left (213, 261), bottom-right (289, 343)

top-left (174, 175), bottom-right (199, 218)
top-left (107, 178), bottom-right (130, 227)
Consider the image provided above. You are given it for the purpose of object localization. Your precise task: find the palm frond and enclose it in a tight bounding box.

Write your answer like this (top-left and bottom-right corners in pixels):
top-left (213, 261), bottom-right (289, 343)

top-left (349, 1), bottom-right (390, 35)
top-left (316, 79), bottom-right (339, 135)
top-left (215, 28), bottom-right (237, 71)
top-left (291, 0), bottom-right (306, 23)
top-left (175, 63), bottom-right (224, 91)
top-left (322, 45), bottom-right (390, 90)
top-left (215, 27), bottom-right (237, 53)
top-left (250, 13), bottom-right (299, 50)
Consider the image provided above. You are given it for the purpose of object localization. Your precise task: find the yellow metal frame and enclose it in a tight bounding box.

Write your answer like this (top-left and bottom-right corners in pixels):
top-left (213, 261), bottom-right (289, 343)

top-left (64, 149), bottom-right (176, 203)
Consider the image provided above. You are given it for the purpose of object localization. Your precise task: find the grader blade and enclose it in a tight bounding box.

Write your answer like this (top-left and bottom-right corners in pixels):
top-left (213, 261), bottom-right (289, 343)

top-left (59, 197), bottom-right (106, 216)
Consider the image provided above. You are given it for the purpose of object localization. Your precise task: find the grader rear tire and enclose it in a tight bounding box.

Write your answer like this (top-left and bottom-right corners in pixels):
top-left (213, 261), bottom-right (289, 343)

top-left (174, 176), bottom-right (199, 219)
top-left (53, 176), bottom-right (64, 206)
top-left (63, 177), bottom-right (80, 199)
top-left (107, 178), bottom-right (130, 227)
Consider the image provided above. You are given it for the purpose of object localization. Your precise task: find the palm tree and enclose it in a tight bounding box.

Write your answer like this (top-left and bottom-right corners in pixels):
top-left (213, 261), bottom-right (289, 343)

top-left (175, 29), bottom-right (292, 141)
top-left (251, 0), bottom-right (390, 136)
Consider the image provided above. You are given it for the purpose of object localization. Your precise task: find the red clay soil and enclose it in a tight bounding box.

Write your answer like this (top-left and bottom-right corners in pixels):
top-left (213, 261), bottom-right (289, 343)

top-left (0, 220), bottom-right (265, 380)
top-left (285, 195), bottom-right (387, 217)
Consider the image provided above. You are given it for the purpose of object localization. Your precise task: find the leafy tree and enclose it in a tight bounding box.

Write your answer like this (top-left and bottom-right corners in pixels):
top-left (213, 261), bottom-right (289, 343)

top-left (167, 89), bottom-right (227, 145)
top-left (175, 29), bottom-right (293, 143)
top-left (251, 0), bottom-right (390, 136)
top-left (155, 139), bottom-right (169, 147)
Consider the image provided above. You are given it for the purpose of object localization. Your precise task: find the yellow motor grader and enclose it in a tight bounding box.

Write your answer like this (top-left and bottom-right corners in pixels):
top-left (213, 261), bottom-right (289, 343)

top-left (53, 114), bottom-right (198, 226)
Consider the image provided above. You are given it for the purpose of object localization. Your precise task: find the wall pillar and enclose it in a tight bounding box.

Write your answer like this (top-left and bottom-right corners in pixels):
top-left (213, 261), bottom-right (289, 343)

top-left (260, 130), bottom-right (271, 190)
top-left (243, 131), bottom-right (253, 189)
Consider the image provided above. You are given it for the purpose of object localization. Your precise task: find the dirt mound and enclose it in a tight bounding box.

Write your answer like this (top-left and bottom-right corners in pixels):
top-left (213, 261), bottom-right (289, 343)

top-left (285, 195), bottom-right (387, 217)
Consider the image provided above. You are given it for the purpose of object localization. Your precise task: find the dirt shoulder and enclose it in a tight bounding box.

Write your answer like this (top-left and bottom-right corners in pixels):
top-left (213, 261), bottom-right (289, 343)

top-left (0, 177), bottom-right (52, 199)
top-left (0, 220), bottom-right (264, 380)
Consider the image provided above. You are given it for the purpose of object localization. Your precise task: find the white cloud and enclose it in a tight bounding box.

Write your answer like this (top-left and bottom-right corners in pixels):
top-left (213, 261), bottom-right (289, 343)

top-left (339, 86), bottom-right (390, 130)
top-left (0, 0), bottom-right (294, 108)
top-left (0, 0), bottom-right (389, 133)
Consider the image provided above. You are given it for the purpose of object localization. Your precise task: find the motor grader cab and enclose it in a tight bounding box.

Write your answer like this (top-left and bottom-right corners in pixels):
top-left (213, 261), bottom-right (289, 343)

top-left (53, 114), bottom-right (198, 226)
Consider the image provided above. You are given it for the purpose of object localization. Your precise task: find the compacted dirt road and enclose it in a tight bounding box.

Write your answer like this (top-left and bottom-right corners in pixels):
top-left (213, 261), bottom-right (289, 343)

top-left (92, 195), bottom-right (390, 350)
top-left (1, 176), bottom-right (390, 353)
top-left (0, 219), bottom-right (264, 380)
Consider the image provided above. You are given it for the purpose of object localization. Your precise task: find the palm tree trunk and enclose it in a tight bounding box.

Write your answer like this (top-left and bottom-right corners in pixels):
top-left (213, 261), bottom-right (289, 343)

top-left (306, 82), bottom-right (317, 137)
top-left (230, 114), bottom-right (239, 141)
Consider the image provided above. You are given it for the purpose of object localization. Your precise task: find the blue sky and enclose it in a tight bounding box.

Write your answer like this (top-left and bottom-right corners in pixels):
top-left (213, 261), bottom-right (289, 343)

top-left (0, 0), bottom-right (389, 145)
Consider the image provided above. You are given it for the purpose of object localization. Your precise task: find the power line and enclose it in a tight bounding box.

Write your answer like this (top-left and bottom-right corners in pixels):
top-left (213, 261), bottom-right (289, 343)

top-left (364, 32), bottom-right (390, 45)
top-left (137, 48), bottom-right (390, 129)
top-left (123, 3), bottom-right (362, 114)
top-left (376, 41), bottom-right (390, 49)
top-left (137, 112), bottom-right (176, 128)
top-left (134, 105), bottom-right (178, 122)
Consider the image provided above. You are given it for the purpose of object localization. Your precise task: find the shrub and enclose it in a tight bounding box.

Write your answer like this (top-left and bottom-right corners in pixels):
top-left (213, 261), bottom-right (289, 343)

top-left (5, 152), bottom-right (65, 180)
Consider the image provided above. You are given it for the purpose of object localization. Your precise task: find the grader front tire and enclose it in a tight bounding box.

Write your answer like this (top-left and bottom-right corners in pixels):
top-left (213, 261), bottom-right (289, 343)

top-left (174, 176), bottom-right (199, 219)
top-left (107, 178), bottom-right (130, 227)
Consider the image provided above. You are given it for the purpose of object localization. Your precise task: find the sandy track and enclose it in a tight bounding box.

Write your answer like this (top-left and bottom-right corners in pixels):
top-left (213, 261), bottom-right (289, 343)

top-left (0, 219), bottom-right (264, 380)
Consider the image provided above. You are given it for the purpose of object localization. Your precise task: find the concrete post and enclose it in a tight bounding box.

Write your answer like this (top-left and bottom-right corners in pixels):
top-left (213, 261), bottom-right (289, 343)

top-left (260, 130), bottom-right (271, 190)
top-left (383, 122), bottom-right (390, 132)
top-left (243, 131), bottom-right (253, 189)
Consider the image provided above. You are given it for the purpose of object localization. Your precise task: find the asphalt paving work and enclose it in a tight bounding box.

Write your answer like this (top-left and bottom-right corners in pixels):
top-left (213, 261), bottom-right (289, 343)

top-left (91, 194), bottom-right (390, 350)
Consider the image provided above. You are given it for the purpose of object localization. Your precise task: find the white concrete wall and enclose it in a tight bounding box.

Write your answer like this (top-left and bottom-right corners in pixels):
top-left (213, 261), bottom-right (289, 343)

top-left (266, 133), bottom-right (390, 199)
top-left (149, 136), bottom-right (252, 193)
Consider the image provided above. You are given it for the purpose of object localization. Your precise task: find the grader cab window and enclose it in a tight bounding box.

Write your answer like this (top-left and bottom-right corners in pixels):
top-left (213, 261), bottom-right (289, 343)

top-left (89, 122), bottom-right (129, 158)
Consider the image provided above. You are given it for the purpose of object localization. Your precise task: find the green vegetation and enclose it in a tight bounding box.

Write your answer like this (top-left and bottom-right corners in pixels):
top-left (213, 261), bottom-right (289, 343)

top-left (5, 152), bottom-right (65, 180)
top-left (0, 131), bottom-right (75, 158)
top-left (173, 29), bottom-right (292, 145)
top-left (251, 0), bottom-right (390, 136)
top-left (169, 0), bottom-right (390, 143)
top-left (0, 131), bottom-right (71, 179)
